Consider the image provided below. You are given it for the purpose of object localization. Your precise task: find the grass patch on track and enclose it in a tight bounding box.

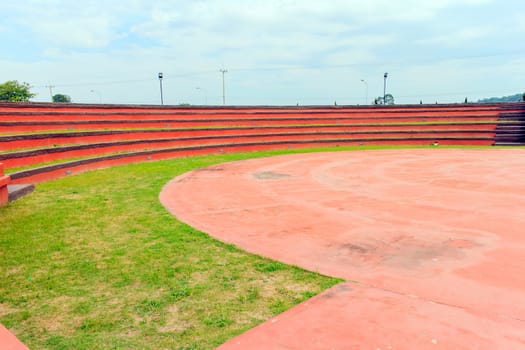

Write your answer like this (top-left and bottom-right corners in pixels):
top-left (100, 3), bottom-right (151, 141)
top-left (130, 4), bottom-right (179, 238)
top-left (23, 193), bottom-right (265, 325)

top-left (0, 148), bottom-right (349, 350)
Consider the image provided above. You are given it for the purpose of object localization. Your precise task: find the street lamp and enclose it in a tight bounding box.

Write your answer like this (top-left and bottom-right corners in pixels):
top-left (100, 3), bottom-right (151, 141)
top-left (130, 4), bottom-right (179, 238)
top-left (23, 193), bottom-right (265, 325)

top-left (219, 68), bottom-right (228, 105)
top-left (195, 87), bottom-right (207, 105)
top-left (360, 79), bottom-right (368, 105)
top-left (158, 72), bottom-right (164, 105)
top-left (90, 90), bottom-right (102, 103)
top-left (383, 72), bottom-right (388, 104)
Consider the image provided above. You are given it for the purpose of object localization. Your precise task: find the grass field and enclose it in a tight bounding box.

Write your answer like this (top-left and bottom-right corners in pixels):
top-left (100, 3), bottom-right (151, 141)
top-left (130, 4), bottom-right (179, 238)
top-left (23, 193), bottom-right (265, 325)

top-left (0, 147), bottom-right (351, 350)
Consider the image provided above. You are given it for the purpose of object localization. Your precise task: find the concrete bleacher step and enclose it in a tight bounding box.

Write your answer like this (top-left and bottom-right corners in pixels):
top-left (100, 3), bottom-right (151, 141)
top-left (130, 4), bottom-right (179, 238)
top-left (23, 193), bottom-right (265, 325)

top-left (0, 129), bottom-right (497, 168)
top-left (0, 101), bottom-right (523, 188)
top-left (0, 122), bottom-right (499, 146)
top-left (497, 113), bottom-right (525, 121)
top-left (0, 115), bottom-right (502, 133)
top-left (8, 184), bottom-right (35, 202)
top-left (0, 109), bottom-right (500, 120)
top-left (494, 106), bottom-right (525, 146)
top-left (0, 101), bottom-right (504, 112)
top-left (495, 125), bottom-right (525, 131)
top-left (7, 135), bottom-right (495, 185)
top-left (495, 138), bottom-right (525, 143)
top-left (494, 135), bottom-right (525, 143)
top-left (494, 142), bottom-right (525, 146)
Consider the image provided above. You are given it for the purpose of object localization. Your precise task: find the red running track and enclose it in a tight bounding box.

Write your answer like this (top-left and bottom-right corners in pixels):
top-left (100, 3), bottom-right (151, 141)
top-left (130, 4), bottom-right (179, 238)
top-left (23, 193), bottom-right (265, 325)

top-left (160, 148), bottom-right (525, 349)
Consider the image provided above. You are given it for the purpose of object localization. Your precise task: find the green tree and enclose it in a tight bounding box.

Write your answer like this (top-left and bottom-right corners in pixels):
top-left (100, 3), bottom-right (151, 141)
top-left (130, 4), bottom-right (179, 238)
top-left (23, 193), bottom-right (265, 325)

top-left (0, 80), bottom-right (35, 102)
top-left (384, 93), bottom-right (394, 105)
top-left (374, 94), bottom-right (395, 105)
top-left (52, 94), bottom-right (71, 103)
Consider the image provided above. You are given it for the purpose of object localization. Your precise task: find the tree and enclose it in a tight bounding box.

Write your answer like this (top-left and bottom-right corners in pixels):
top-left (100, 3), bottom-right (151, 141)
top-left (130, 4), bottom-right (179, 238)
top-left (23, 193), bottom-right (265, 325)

top-left (52, 94), bottom-right (71, 103)
top-left (374, 94), bottom-right (395, 105)
top-left (479, 93), bottom-right (524, 103)
top-left (0, 80), bottom-right (35, 102)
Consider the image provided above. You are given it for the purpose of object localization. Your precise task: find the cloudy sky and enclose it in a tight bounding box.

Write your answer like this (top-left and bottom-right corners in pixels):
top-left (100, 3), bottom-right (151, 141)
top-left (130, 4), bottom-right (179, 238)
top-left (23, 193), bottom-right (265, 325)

top-left (1, 0), bottom-right (524, 105)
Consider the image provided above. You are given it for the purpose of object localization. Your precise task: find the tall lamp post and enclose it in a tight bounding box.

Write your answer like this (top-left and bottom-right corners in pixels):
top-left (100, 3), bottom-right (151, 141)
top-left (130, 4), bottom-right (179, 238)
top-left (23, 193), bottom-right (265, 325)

top-left (219, 68), bottom-right (228, 105)
top-left (158, 72), bottom-right (164, 105)
top-left (383, 72), bottom-right (388, 104)
top-left (360, 79), bottom-right (368, 105)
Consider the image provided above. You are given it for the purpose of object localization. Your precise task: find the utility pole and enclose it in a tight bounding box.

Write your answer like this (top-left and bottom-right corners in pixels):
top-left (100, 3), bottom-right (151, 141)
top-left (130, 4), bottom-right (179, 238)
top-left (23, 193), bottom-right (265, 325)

top-left (219, 68), bottom-right (228, 105)
top-left (45, 84), bottom-right (55, 102)
top-left (158, 72), bottom-right (164, 105)
top-left (383, 72), bottom-right (388, 104)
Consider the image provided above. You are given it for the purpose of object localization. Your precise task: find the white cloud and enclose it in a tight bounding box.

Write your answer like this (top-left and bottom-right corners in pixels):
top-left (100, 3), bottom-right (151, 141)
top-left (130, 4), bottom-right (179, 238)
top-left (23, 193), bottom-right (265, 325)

top-left (514, 14), bottom-right (525, 33)
top-left (416, 26), bottom-right (495, 46)
top-left (29, 16), bottom-right (117, 48)
top-left (0, 0), bottom-right (522, 105)
top-left (7, 1), bottom-right (147, 49)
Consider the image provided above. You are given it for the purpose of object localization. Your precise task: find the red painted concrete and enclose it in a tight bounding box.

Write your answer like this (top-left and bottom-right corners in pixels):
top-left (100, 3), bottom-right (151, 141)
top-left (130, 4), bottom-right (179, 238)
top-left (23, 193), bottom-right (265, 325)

top-left (0, 324), bottom-right (29, 350)
top-left (1, 130), bottom-right (494, 168)
top-left (0, 163), bottom-right (10, 205)
top-left (0, 115), bottom-right (500, 133)
top-left (0, 101), bottom-right (506, 114)
top-left (0, 123), bottom-right (497, 150)
top-left (2, 133), bottom-right (494, 169)
top-left (0, 110), bottom-right (502, 123)
top-left (160, 149), bottom-right (525, 349)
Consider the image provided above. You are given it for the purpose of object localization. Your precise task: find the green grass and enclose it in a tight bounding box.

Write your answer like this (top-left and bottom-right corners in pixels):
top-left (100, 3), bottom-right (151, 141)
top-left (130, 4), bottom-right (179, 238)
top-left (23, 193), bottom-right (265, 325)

top-left (0, 148), bottom-right (347, 350)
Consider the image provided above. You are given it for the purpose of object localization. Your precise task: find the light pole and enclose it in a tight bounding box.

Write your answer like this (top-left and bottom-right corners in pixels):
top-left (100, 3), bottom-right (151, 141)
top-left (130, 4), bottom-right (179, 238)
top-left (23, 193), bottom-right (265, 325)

top-left (383, 72), bottom-right (388, 104)
top-left (90, 89), bottom-right (102, 103)
top-left (158, 72), bottom-right (164, 105)
top-left (360, 79), bottom-right (368, 105)
top-left (195, 87), bottom-right (207, 105)
top-left (219, 68), bottom-right (228, 105)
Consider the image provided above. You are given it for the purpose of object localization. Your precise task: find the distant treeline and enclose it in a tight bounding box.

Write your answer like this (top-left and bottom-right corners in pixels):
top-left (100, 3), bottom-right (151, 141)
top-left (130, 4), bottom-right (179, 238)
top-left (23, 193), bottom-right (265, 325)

top-left (478, 93), bottom-right (524, 103)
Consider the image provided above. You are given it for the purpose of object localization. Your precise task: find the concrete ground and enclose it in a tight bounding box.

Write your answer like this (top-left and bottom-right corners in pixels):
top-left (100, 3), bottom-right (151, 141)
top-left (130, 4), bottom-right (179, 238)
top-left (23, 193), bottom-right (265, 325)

top-left (160, 148), bottom-right (525, 349)
top-left (0, 324), bottom-right (28, 350)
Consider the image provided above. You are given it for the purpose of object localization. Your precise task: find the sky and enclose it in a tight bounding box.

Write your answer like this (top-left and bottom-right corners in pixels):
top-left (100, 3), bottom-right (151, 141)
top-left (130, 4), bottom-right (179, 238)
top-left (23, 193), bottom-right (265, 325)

top-left (1, 0), bottom-right (524, 106)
